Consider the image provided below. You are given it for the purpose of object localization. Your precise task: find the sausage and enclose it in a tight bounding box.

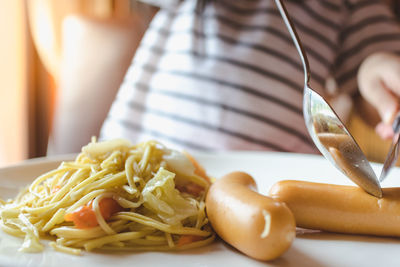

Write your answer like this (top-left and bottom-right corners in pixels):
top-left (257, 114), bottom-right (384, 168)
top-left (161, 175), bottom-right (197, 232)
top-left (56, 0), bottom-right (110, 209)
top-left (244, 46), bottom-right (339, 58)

top-left (269, 180), bottom-right (400, 237)
top-left (205, 172), bottom-right (296, 261)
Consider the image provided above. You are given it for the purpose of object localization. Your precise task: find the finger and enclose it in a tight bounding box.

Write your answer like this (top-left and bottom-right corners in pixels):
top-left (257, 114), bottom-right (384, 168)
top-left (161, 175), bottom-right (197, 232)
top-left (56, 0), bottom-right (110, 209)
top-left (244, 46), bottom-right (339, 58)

top-left (358, 73), bottom-right (398, 124)
top-left (375, 122), bottom-right (394, 140)
top-left (358, 53), bottom-right (400, 124)
top-left (376, 55), bottom-right (400, 123)
top-left (378, 54), bottom-right (400, 97)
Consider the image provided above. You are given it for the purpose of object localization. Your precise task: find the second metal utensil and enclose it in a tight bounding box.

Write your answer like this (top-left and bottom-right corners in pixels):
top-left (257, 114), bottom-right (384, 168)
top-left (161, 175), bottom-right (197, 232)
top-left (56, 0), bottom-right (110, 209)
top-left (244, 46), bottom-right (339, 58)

top-left (379, 112), bottom-right (400, 182)
top-left (275, 0), bottom-right (382, 197)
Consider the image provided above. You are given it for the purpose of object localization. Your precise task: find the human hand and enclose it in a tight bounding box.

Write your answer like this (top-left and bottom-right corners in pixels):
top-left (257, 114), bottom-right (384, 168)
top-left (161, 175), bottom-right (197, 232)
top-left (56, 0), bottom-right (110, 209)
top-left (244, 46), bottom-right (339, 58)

top-left (358, 52), bottom-right (400, 139)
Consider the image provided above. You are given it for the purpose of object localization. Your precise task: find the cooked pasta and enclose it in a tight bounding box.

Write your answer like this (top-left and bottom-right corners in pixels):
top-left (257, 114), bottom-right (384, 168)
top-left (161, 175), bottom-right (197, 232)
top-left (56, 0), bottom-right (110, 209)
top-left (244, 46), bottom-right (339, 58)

top-left (0, 138), bottom-right (214, 255)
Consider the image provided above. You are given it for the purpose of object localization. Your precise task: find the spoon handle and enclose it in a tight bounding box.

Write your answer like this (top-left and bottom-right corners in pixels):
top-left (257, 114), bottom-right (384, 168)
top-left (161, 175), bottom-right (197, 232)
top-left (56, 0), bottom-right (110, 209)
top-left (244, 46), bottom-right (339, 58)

top-left (274, 0), bottom-right (310, 85)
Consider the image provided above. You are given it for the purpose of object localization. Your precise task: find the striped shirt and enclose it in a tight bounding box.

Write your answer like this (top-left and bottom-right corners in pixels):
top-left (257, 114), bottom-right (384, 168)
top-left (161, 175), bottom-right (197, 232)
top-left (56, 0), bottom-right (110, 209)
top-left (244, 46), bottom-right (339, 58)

top-left (100, 0), bottom-right (400, 153)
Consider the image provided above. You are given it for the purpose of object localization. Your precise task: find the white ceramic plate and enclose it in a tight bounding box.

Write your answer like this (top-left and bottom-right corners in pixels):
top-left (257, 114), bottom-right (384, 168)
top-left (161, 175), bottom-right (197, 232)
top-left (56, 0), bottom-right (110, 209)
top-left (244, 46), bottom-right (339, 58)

top-left (0, 152), bottom-right (399, 267)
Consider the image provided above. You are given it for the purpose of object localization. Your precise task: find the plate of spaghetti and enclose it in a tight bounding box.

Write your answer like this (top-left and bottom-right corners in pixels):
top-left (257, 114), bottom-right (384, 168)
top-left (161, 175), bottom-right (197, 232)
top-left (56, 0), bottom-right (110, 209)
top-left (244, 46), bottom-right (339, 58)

top-left (0, 139), bottom-right (215, 263)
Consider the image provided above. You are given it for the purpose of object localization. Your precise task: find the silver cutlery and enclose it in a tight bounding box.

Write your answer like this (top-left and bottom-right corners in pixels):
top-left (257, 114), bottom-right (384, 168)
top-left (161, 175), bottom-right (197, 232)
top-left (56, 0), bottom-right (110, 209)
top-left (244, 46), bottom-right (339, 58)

top-left (275, 0), bottom-right (382, 197)
top-left (379, 112), bottom-right (400, 182)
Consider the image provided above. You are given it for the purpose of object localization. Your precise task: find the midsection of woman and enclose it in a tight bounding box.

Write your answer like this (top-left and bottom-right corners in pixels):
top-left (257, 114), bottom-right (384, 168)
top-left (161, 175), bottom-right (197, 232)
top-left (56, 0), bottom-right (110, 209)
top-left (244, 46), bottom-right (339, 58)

top-left (100, 0), bottom-right (400, 153)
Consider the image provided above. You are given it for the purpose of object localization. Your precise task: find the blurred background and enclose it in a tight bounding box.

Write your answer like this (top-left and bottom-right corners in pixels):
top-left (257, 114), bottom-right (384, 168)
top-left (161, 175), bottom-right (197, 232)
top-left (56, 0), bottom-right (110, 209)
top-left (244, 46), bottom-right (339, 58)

top-left (0, 0), bottom-right (399, 167)
top-left (0, 0), bottom-right (156, 166)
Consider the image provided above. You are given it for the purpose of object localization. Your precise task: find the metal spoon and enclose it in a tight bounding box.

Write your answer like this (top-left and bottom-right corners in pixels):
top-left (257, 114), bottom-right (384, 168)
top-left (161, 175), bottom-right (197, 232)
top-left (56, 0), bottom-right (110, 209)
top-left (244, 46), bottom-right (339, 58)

top-left (379, 112), bottom-right (400, 182)
top-left (275, 0), bottom-right (382, 198)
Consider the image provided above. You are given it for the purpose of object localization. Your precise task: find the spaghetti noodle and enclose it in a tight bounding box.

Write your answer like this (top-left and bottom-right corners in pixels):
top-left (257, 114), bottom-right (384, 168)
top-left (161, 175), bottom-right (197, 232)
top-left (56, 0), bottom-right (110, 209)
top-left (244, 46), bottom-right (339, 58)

top-left (0, 138), bottom-right (214, 255)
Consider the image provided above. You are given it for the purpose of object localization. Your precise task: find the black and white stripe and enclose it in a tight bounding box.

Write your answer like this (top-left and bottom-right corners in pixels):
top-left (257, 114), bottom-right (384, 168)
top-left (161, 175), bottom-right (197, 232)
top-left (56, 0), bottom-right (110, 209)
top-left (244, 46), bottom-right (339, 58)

top-left (130, 81), bottom-right (311, 142)
top-left (101, 0), bottom-right (400, 153)
top-left (334, 1), bottom-right (400, 93)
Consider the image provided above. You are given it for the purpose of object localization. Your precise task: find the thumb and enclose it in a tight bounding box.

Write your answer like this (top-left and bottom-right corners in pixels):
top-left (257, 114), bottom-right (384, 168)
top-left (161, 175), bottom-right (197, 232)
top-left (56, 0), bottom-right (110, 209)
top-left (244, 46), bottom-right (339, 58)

top-left (358, 52), bottom-right (400, 124)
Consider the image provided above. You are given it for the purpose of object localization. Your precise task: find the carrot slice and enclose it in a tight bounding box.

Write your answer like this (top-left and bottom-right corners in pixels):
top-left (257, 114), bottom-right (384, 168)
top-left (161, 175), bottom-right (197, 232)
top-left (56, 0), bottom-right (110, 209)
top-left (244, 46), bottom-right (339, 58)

top-left (98, 197), bottom-right (123, 219)
top-left (176, 183), bottom-right (205, 197)
top-left (64, 198), bottom-right (122, 229)
top-left (177, 235), bottom-right (204, 246)
top-left (64, 205), bottom-right (98, 228)
top-left (183, 151), bottom-right (211, 183)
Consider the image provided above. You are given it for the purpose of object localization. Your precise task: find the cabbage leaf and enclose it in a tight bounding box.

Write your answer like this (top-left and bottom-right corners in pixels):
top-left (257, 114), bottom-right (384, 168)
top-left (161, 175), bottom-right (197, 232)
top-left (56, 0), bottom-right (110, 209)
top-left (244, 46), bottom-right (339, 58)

top-left (142, 167), bottom-right (197, 225)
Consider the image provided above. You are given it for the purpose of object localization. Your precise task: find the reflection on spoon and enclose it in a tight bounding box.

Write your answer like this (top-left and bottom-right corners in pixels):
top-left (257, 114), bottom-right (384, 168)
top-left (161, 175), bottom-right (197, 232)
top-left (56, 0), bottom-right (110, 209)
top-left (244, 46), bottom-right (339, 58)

top-left (317, 133), bottom-right (382, 198)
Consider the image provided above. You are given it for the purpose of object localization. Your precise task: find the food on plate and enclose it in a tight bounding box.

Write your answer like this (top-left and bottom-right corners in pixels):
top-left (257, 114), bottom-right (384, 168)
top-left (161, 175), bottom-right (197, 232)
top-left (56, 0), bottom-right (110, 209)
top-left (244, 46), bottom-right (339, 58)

top-left (206, 172), bottom-right (296, 261)
top-left (269, 180), bottom-right (400, 237)
top-left (0, 138), bottom-right (214, 255)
